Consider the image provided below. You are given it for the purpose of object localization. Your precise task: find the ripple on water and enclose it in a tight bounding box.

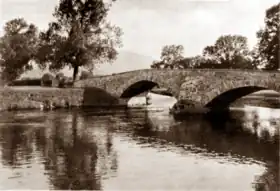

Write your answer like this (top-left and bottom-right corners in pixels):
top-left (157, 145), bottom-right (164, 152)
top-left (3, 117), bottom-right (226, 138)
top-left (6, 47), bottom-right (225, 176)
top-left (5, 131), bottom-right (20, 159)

top-left (99, 135), bottom-right (267, 191)
top-left (0, 108), bottom-right (277, 190)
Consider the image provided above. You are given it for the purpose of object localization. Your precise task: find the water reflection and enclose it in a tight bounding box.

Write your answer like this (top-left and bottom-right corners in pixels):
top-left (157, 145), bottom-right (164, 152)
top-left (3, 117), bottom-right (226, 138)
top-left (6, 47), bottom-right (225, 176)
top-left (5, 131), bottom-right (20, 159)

top-left (34, 112), bottom-right (101, 189)
top-left (0, 125), bottom-right (33, 169)
top-left (0, 110), bottom-right (119, 190)
top-left (0, 107), bottom-right (278, 190)
top-left (123, 108), bottom-right (279, 190)
top-left (128, 110), bottom-right (278, 161)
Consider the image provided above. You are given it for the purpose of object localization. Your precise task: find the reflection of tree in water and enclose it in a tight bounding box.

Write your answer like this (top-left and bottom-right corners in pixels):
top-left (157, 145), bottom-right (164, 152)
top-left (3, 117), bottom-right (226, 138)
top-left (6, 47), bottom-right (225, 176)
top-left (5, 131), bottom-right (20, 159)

top-left (128, 110), bottom-right (279, 191)
top-left (32, 112), bottom-right (100, 190)
top-left (0, 124), bottom-right (34, 168)
top-left (81, 110), bottom-right (119, 175)
top-left (33, 110), bottom-right (118, 190)
top-left (208, 111), bottom-right (279, 191)
top-left (254, 162), bottom-right (279, 191)
top-left (248, 111), bottom-right (279, 191)
top-left (239, 110), bottom-right (280, 142)
top-left (105, 124), bottom-right (118, 174)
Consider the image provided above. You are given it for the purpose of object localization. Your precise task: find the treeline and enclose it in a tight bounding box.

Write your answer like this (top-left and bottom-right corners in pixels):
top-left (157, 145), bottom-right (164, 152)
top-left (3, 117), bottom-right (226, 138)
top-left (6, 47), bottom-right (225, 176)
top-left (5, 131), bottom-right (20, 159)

top-left (151, 3), bottom-right (279, 70)
top-left (0, 0), bottom-right (123, 84)
top-left (8, 72), bottom-right (73, 88)
top-left (8, 69), bottom-right (96, 87)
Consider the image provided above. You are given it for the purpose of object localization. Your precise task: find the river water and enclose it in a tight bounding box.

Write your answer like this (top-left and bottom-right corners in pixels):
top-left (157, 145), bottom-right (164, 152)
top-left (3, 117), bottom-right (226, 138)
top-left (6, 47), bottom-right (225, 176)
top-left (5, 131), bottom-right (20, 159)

top-left (0, 94), bottom-right (279, 190)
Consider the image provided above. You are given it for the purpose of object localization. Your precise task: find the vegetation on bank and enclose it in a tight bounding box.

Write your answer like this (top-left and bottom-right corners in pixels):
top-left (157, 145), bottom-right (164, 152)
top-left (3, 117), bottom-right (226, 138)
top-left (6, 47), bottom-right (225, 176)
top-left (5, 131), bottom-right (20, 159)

top-left (151, 3), bottom-right (279, 70)
top-left (0, 87), bottom-right (84, 111)
top-left (9, 78), bottom-right (41, 86)
top-left (8, 70), bottom-right (93, 88)
top-left (0, 0), bottom-right (123, 85)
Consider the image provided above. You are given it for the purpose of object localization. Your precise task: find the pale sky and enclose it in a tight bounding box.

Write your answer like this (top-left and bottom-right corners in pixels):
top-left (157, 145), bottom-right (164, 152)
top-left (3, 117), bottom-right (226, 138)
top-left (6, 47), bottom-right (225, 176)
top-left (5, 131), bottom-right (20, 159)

top-left (0, 0), bottom-right (279, 59)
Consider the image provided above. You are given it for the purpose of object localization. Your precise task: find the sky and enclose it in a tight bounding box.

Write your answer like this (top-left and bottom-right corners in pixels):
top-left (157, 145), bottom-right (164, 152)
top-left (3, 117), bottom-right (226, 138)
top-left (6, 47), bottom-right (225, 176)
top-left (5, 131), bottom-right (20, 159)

top-left (0, 0), bottom-right (279, 60)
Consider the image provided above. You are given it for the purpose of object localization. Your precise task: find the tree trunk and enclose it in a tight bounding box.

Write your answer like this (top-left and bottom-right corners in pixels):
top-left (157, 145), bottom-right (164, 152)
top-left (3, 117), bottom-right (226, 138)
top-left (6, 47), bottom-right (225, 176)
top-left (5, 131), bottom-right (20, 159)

top-left (73, 65), bottom-right (79, 82)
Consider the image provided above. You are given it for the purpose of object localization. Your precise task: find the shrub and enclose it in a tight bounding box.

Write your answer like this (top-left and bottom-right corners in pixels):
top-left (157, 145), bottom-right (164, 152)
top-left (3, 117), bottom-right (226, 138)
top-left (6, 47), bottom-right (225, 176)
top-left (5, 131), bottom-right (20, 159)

top-left (58, 76), bottom-right (66, 88)
top-left (41, 73), bottom-right (54, 87)
top-left (21, 77), bottom-right (30, 80)
top-left (55, 72), bottom-right (66, 88)
top-left (64, 77), bottom-right (73, 87)
top-left (9, 78), bottom-right (41, 86)
top-left (55, 72), bottom-right (65, 81)
top-left (57, 76), bottom-right (73, 88)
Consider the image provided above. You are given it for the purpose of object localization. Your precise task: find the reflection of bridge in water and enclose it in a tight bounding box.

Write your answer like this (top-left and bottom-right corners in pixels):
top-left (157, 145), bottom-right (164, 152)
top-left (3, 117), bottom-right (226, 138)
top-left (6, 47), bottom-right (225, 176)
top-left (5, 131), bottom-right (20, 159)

top-left (126, 109), bottom-right (278, 163)
top-left (125, 108), bottom-right (279, 190)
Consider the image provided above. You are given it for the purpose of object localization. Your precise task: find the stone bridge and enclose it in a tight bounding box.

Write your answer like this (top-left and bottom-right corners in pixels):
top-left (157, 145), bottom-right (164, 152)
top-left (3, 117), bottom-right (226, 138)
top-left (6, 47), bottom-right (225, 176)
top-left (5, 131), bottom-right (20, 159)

top-left (74, 69), bottom-right (280, 109)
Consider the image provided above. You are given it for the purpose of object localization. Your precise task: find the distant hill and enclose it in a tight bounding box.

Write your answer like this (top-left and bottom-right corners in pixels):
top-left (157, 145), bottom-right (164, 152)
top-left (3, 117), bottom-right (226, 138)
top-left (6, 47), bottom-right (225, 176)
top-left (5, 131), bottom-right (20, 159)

top-left (20, 50), bottom-right (154, 78)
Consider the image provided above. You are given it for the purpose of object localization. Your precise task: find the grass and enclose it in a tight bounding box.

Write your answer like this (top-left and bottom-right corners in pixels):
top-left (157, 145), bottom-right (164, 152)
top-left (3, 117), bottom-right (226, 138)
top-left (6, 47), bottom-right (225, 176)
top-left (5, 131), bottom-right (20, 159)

top-left (0, 86), bottom-right (84, 111)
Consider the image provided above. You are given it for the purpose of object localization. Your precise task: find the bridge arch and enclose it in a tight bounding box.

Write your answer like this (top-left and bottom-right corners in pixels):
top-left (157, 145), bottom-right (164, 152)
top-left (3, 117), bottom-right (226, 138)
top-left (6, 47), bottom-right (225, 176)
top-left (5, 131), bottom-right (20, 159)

top-left (120, 80), bottom-right (160, 98)
top-left (205, 86), bottom-right (279, 109)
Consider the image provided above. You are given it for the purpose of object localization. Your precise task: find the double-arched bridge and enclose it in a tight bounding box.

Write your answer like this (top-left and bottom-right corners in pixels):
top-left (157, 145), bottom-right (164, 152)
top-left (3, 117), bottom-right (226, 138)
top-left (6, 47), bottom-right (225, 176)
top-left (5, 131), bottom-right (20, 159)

top-left (74, 69), bottom-right (280, 109)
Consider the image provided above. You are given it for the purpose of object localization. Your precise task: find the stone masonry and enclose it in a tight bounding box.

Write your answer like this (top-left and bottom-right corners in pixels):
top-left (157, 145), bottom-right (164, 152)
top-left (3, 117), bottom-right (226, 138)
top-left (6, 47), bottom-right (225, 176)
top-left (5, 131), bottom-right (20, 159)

top-left (74, 69), bottom-right (280, 108)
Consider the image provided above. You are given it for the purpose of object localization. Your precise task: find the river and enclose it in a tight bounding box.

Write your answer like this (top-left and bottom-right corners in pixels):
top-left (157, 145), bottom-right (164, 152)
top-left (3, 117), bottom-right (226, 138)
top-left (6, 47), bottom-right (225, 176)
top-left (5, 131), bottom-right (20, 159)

top-left (0, 93), bottom-right (279, 190)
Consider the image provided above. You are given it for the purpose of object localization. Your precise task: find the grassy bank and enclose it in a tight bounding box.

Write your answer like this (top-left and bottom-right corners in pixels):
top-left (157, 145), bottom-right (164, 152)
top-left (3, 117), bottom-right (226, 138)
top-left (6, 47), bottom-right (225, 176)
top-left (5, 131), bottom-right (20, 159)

top-left (0, 86), bottom-right (84, 111)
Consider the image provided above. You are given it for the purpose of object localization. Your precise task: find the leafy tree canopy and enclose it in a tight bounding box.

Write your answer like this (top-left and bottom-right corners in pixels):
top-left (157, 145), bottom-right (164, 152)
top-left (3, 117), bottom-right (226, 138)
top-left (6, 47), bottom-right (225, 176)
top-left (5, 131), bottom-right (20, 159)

top-left (255, 3), bottom-right (279, 70)
top-left (36, 0), bottom-right (123, 81)
top-left (151, 44), bottom-right (184, 69)
top-left (202, 34), bottom-right (255, 69)
top-left (0, 18), bottom-right (39, 82)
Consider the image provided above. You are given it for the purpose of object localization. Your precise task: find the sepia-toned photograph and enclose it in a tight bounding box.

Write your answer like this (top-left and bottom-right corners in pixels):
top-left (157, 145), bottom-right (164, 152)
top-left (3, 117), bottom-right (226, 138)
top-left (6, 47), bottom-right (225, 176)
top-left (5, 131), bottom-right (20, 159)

top-left (0, 0), bottom-right (279, 190)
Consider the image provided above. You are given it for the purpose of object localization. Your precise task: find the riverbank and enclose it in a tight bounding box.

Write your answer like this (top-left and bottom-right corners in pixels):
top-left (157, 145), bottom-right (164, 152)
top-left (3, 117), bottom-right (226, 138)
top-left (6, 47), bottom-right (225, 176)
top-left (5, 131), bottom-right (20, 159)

top-left (0, 86), bottom-right (132, 112)
top-left (0, 86), bottom-right (84, 111)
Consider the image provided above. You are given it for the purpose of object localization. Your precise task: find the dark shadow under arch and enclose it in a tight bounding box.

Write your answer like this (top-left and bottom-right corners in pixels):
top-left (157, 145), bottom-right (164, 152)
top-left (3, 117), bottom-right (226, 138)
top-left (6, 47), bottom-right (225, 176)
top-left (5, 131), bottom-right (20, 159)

top-left (120, 80), bottom-right (159, 98)
top-left (83, 87), bottom-right (119, 107)
top-left (205, 86), bottom-right (273, 109)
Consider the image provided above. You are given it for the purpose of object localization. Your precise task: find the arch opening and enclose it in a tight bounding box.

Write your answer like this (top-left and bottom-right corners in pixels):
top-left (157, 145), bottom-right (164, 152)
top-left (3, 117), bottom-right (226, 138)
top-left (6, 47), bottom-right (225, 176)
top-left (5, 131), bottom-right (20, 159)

top-left (120, 80), bottom-right (159, 98)
top-left (205, 86), bottom-right (279, 109)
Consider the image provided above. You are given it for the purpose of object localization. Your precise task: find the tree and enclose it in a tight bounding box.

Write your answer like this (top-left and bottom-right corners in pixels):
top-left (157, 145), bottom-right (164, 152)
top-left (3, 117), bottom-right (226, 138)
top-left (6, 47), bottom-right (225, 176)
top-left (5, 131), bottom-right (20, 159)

top-left (41, 73), bottom-right (55, 87)
top-left (0, 18), bottom-right (39, 82)
top-left (151, 44), bottom-right (184, 69)
top-left (161, 44), bottom-right (184, 68)
top-left (55, 72), bottom-right (65, 81)
top-left (202, 35), bottom-right (255, 69)
top-left (173, 56), bottom-right (207, 69)
top-left (255, 3), bottom-right (280, 70)
top-left (250, 45), bottom-right (265, 69)
top-left (36, 0), bottom-right (123, 81)
top-left (151, 60), bottom-right (164, 69)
